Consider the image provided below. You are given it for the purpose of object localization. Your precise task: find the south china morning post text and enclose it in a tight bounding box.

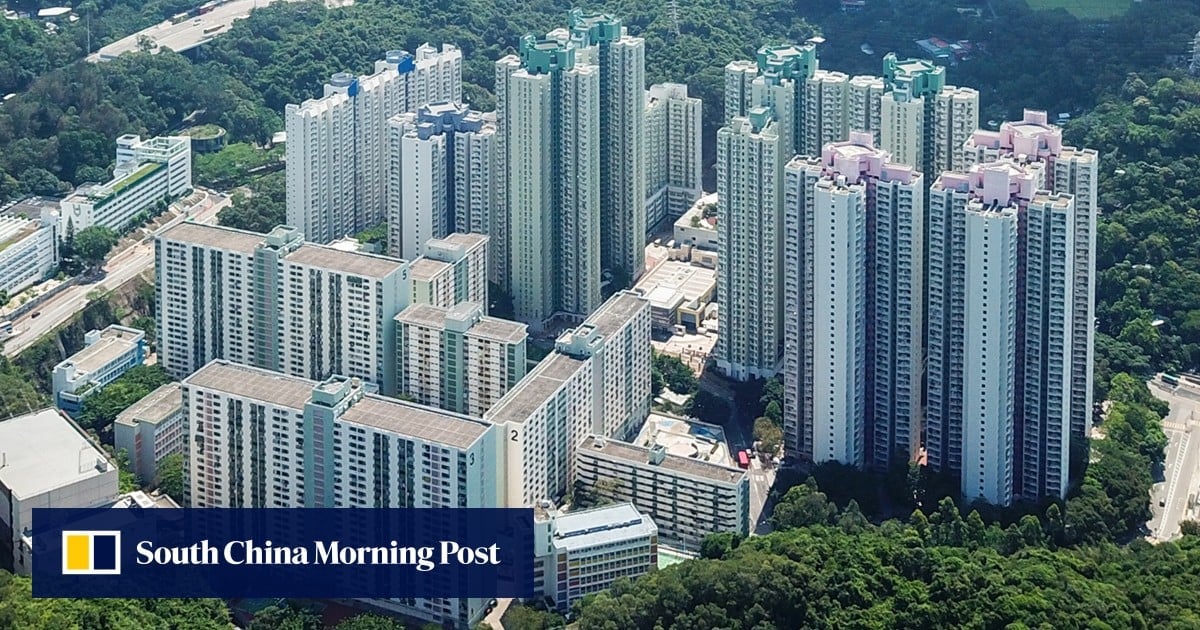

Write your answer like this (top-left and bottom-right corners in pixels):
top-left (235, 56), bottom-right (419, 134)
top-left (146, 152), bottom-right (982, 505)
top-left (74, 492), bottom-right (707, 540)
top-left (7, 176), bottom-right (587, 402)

top-left (31, 508), bottom-right (535, 599)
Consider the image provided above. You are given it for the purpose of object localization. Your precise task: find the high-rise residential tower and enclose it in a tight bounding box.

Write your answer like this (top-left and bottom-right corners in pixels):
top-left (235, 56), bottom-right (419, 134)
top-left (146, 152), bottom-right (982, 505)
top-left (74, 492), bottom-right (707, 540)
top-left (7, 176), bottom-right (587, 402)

top-left (963, 110), bottom-right (1098, 451)
top-left (877, 54), bottom-right (979, 180)
top-left (643, 83), bottom-right (703, 231)
top-left (387, 103), bottom-right (497, 261)
top-left (569, 9), bottom-right (647, 284)
top-left (927, 163), bottom-right (1076, 505)
top-left (783, 133), bottom-right (923, 470)
top-left (496, 34), bottom-right (601, 331)
top-left (286, 45), bottom-right (462, 244)
top-left (716, 108), bottom-right (784, 381)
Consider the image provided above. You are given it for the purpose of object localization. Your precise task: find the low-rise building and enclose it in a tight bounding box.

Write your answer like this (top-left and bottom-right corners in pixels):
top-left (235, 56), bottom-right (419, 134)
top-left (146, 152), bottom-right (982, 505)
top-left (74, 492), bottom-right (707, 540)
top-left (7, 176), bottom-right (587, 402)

top-left (58, 135), bottom-right (191, 234)
top-left (0, 408), bottom-right (119, 576)
top-left (575, 435), bottom-right (749, 551)
top-left (395, 301), bottom-right (527, 417)
top-left (52, 325), bottom-right (146, 416)
top-left (633, 259), bottom-right (716, 333)
top-left (533, 502), bottom-right (658, 612)
top-left (672, 192), bottom-right (718, 251)
top-left (114, 382), bottom-right (184, 487)
top-left (0, 210), bottom-right (57, 297)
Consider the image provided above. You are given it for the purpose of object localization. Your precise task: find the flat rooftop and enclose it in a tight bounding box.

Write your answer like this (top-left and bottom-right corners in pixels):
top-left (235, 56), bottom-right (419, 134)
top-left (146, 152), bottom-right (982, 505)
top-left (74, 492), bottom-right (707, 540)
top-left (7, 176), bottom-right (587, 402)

top-left (408, 257), bottom-right (451, 282)
top-left (115, 382), bottom-right (182, 427)
top-left (62, 326), bottom-right (143, 375)
top-left (550, 503), bottom-right (657, 551)
top-left (160, 221), bottom-right (266, 254)
top-left (183, 361), bottom-right (316, 411)
top-left (635, 260), bottom-right (716, 309)
top-left (584, 292), bottom-right (648, 337)
top-left (0, 408), bottom-right (114, 500)
top-left (580, 435), bottom-right (747, 485)
top-left (339, 396), bottom-right (490, 450)
top-left (486, 353), bottom-right (587, 425)
top-left (286, 244), bottom-right (406, 279)
top-left (468, 317), bottom-right (527, 344)
top-left (0, 217), bottom-right (41, 248)
top-left (395, 303), bottom-right (452, 329)
top-left (429, 232), bottom-right (487, 251)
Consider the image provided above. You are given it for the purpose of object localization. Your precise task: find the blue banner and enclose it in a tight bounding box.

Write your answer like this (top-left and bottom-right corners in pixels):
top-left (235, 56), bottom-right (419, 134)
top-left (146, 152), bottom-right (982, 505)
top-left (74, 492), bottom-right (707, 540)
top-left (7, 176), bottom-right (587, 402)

top-left (32, 508), bottom-right (535, 599)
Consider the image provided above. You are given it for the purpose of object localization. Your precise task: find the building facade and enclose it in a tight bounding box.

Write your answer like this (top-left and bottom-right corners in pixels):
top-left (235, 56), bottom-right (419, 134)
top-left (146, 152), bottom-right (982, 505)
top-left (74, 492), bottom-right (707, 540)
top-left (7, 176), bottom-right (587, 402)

top-left (716, 109), bottom-right (783, 380)
top-left (58, 135), bottom-right (191, 234)
top-left (927, 163), bottom-right (1076, 505)
top-left (0, 211), bottom-right (57, 297)
top-left (52, 325), bottom-right (147, 416)
top-left (395, 301), bottom-right (528, 417)
top-left (644, 83), bottom-right (703, 232)
top-left (533, 503), bottom-right (657, 612)
top-left (386, 103), bottom-right (496, 261)
top-left (114, 382), bottom-right (184, 486)
top-left (156, 223), bottom-right (410, 394)
top-left (783, 133), bottom-right (924, 470)
top-left (286, 45), bottom-right (463, 244)
top-left (575, 436), bottom-right (749, 551)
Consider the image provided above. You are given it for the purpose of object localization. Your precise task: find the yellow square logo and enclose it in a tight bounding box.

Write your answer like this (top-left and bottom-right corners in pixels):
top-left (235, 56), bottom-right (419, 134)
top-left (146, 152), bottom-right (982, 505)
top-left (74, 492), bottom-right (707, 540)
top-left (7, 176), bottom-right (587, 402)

top-left (61, 531), bottom-right (121, 575)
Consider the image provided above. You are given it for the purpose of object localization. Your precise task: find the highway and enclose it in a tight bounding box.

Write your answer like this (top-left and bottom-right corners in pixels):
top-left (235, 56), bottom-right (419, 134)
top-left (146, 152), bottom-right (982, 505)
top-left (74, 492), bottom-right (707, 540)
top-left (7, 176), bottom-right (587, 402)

top-left (1, 191), bottom-right (229, 358)
top-left (87, 0), bottom-right (351, 63)
top-left (1148, 377), bottom-right (1200, 542)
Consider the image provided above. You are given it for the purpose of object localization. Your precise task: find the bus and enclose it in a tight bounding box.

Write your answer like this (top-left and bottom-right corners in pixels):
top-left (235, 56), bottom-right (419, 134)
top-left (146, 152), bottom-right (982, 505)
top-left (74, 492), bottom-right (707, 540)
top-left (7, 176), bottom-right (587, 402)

top-left (737, 450), bottom-right (750, 469)
top-left (0, 321), bottom-right (11, 338)
top-left (1163, 374), bottom-right (1180, 386)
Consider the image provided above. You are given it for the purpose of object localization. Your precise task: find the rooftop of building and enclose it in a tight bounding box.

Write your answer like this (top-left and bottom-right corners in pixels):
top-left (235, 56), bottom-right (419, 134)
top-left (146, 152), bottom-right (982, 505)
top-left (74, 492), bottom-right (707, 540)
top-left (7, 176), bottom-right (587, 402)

top-left (340, 395), bottom-right (490, 450)
top-left (285, 244), bottom-right (406, 279)
top-left (428, 232), bottom-right (488, 252)
top-left (0, 408), bottom-right (114, 500)
top-left (467, 315), bottom-right (528, 344)
top-left (675, 193), bottom-right (719, 233)
top-left (549, 503), bottom-right (657, 551)
top-left (580, 435), bottom-right (747, 485)
top-left (183, 360), bottom-right (316, 411)
top-left (0, 216), bottom-right (42, 251)
top-left (583, 291), bottom-right (648, 337)
top-left (635, 260), bottom-right (716, 311)
top-left (159, 221), bottom-right (267, 254)
top-left (485, 353), bottom-right (587, 426)
top-left (408, 257), bottom-right (451, 282)
top-left (395, 303), bottom-right (454, 328)
top-left (113, 489), bottom-right (180, 509)
top-left (115, 382), bottom-right (182, 427)
top-left (58, 325), bottom-right (144, 376)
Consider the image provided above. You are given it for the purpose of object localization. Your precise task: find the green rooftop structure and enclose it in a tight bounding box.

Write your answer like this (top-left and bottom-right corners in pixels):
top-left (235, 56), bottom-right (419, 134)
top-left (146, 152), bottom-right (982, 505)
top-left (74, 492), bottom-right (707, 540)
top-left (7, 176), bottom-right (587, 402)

top-left (882, 53), bottom-right (947, 99)
top-left (518, 35), bottom-right (575, 74)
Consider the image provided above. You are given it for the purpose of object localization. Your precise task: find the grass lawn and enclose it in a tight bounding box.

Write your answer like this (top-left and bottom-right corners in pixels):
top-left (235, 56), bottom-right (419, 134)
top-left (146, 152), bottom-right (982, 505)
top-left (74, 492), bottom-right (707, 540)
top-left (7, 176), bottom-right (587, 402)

top-left (1025, 0), bottom-right (1132, 19)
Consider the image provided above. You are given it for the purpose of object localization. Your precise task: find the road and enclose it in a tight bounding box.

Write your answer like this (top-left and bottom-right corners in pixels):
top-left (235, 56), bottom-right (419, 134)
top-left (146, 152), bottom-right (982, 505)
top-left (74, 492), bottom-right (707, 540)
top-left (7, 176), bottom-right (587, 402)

top-left (87, 0), bottom-right (351, 63)
top-left (1, 191), bottom-right (229, 358)
top-left (1148, 376), bottom-right (1200, 542)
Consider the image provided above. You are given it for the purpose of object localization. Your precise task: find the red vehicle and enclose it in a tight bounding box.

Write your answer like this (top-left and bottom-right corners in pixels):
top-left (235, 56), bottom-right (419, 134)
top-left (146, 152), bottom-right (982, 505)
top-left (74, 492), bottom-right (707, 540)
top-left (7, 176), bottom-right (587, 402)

top-left (737, 450), bottom-right (750, 469)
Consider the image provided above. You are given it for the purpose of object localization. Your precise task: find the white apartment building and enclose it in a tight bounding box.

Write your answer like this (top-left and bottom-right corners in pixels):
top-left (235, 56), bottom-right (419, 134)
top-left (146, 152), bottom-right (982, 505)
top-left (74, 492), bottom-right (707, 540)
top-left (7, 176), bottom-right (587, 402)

top-left (156, 223), bottom-right (410, 394)
top-left (286, 45), bottom-right (463, 244)
top-left (497, 35), bottom-right (601, 330)
top-left (878, 54), bottom-right (979, 179)
top-left (52, 325), bottom-right (147, 416)
top-left (533, 503), bottom-right (658, 612)
top-left (484, 291), bottom-right (651, 507)
top-left (182, 360), bottom-right (496, 628)
top-left (644, 83), bottom-right (703, 231)
top-left (395, 301), bottom-right (528, 417)
top-left (0, 211), bottom-right (56, 297)
top-left (575, 436), bottom-right (749, 551)
top-left (963, 109), bottom-right (1098, 448)
top-left (783, 133), bottom-right (924, 470)
top-left (386, 103), bottom-right (496, 261)
top-left (802, 69), bottom-right (851, 157)
top-left (928, 163), bottom-right (1076, 505)
top-left (0, 408), bottom-right (119, 576)
top-left (415, 232), bottom-right (489, 308)
top-left (716, 108), bottom-right (783, 381)
top-left (114, 382), bottom-right (184, 487)
top-left (58, 135), bottom-right (191, 234)
top-left (569, 9), bottom-right (647, 283)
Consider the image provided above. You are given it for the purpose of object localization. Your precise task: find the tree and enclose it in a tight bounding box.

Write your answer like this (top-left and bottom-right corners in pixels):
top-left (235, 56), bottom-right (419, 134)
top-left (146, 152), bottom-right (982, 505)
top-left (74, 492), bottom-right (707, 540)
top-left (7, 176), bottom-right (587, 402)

top-left (78, 365), bottom-right (171, 432)
top-left (247, 604), bottom-right (320, 630)
top-left (652, 353), bottom-right (698, 395)
top-left (700, 531), bottom-right (743, 559)
top-left (73, 225), bottom-right (118, 269)
top-left (1182, 520), bottom-right (1200, 537)
top-left (502, 604), bottom-right (564, 630)
top-left (156, 453), bottom-right (185, 501)
top-left (771, 484), bottom-right (837, 529)
top-left (686, 389), bottom-right (730, 425)
top-left (752, 417), bottom-right (783, 456)
top-left (336, 614), bottom-right (408, 629)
